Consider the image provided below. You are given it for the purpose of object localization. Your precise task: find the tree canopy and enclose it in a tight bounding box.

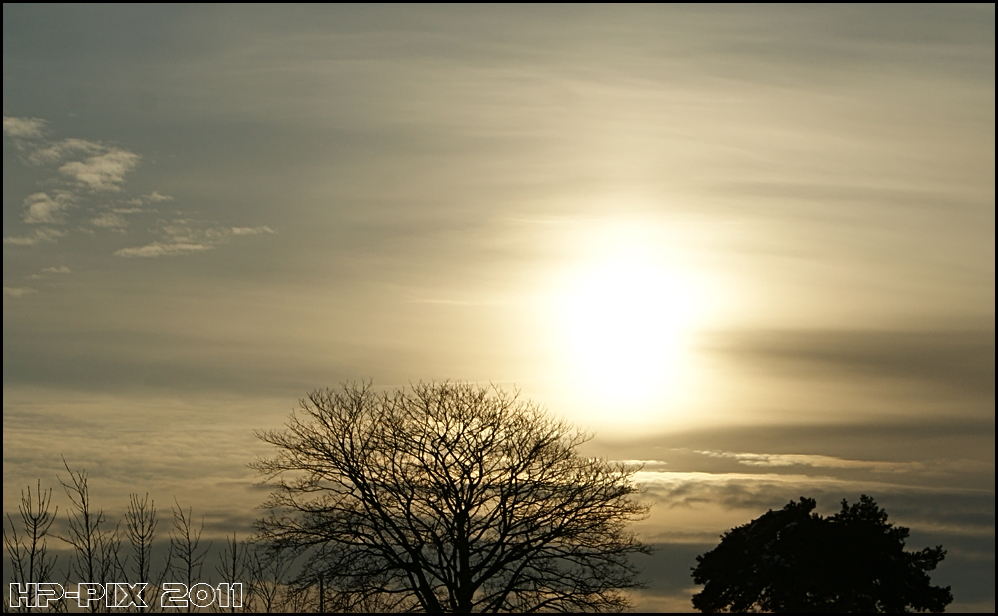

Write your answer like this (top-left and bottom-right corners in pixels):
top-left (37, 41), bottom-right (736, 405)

top-left (253, 382), bottom-right (650, 613)
top-left (691, 495), bottom-right (953, 613)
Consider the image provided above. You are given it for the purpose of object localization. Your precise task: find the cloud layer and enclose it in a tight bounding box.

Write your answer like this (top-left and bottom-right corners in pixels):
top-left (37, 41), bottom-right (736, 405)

top-left (3, 117), bottom-right (276, 275)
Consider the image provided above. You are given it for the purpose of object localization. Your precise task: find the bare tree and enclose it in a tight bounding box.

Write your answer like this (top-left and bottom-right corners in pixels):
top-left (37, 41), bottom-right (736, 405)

top-left (213, 533), bottom-right (249, 613)
top-left (59, 461), bottom-right (123, 613)
top-left (124, 494), bottom-right (157, 612)
top-left (164, 500), bottom-right (211, 614)
top-left (282, 583), bottom-right (314, 614)
top-left (254, 382), bottom-right (650, 613)
top-left (4, 481), bottom-right (60, 612)
top-left (241, 542), bottom-right (295, 613)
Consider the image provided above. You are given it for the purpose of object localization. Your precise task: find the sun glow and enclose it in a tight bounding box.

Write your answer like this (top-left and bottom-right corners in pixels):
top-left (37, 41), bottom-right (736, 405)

top-left (547, 223), bottom-right (711, 425)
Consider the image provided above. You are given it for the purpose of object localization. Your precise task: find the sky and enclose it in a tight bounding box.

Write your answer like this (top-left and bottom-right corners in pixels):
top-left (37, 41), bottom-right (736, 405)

top-left (3, 4), bottom-right (994, 611)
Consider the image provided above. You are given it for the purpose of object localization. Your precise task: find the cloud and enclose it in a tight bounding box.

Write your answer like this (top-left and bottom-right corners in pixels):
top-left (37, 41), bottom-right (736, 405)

top-left (125, 191), bottom-right (173, 207)
top-left (90, 212), bottom-right (129, 229)
top-left (230, 226), bottom-right (275, 236)
top-left (4, 118), bottom-right (272, 261)
top-left (41, 266), bottom-right (72, 274)
top-left (615, 459), bottom-right (671, 469)
top-left (142, 191), bottom-right (173, 203)
top-left (27, 138), bottom-right (104, 166)
top-left (114, 242), bottom-right (213, 258)
top-left (118, 221), bottom-right (276, 257)
top-left (635, 469), bottom-right (994, 516)
top-left (59, 148), bottom-right (140, 191)
top-left (2, 116), bottom-right (47, 139)
top-left (21, 191), bottom-right (76, 224)
top-left (3, 228), bottom-right (67, 245)
top-left (712, 329), bottom-right (995, 397)
top-left (694, 450), bottom-right (918, 473)
top-left (4, 287), bottom-right (38, 298)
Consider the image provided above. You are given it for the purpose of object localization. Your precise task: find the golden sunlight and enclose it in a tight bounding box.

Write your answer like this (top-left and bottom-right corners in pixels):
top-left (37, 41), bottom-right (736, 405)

top-left (547, 223), bottom-right (711, 424)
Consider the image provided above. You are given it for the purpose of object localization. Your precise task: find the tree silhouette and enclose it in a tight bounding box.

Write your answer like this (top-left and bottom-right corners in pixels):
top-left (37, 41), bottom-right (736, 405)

top-left (3, 481), bottom-right (60, 612)
top-left (60, 460), bottom-right (124, 613)
top-left (253, 382), bottom-right (650, 613)
top-left (691, 495), bottom-right (953, 613)
top-left (164, 499), bottom-right (211, 613)
top-left (124, 493), bottom-right (158, 612)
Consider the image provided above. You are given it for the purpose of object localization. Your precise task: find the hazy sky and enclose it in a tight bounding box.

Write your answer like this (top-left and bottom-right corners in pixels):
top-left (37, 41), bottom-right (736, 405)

top-left (4, 5), bottom-right (994, 611)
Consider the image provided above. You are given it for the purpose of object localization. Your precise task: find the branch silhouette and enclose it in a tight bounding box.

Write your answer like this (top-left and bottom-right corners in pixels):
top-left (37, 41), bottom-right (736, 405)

top-left (253, 381), bottom-right (651, 613)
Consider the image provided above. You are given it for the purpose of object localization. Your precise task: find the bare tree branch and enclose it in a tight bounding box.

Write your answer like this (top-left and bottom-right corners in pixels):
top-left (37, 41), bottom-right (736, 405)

top-left (4, 481), bottom-right (61, 612)
top-left (59, 460), bottom-right (123, 614)
top-left (253, 382), bottom-right (650, 613)
top-left (124, 493), bottom-right (157, 612)
top-left (165, 500), bottom-right (211, 614)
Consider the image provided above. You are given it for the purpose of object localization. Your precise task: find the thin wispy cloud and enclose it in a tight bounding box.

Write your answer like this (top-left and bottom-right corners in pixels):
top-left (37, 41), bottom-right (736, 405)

top-left (694, 450), bottom-right (917, 472)
top-left (40, 266), bottom-right (71, 275)
top-left (141, 191), bottom-right (173, 203)
top-left (113, 222), bottom-right (275, 257)
top-left (3, 117), bottom-right (275, 274)
top-left (635, 470), bottom-right (993, 502)
top-left (617, 459), bottom-right (671, 469)
top-left (3, 287), bottom-right (38, 298)
top-left (27, 138), bottom-right (104, 166)
top-left (90, 212), bottom-right (129, 229)
top-left (114, 242), bottom-right (213, 258)
top-left (3, 227), bottom-right (66, 246)
top-left (120, 191), bottom-right (173, 211)
top-left (230, 226), bottom-right (274, 236)
top-left (24, 266), bottom-right (71, 280)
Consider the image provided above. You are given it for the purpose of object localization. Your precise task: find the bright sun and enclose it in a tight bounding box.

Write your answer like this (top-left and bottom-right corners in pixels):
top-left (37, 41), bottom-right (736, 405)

top-left (550, 229), bottom-right (708, 422)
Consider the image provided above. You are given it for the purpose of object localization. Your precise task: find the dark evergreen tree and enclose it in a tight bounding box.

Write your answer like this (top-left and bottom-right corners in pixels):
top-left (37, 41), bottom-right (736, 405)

top-left (692, 495), bottom-right (952, 613)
